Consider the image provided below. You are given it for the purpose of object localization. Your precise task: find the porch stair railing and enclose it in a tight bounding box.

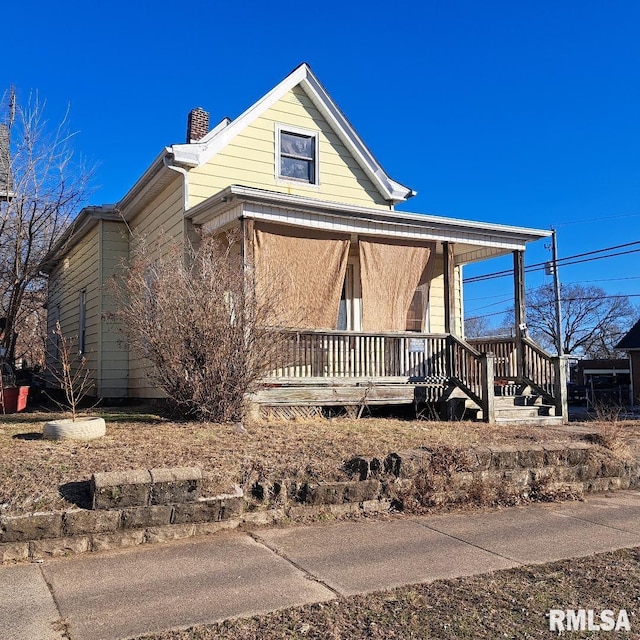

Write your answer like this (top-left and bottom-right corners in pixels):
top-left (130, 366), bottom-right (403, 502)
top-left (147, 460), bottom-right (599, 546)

top-left (468, 336), bottom-right (567, 420)
top-left (448, 334), bottom-right (493, 421)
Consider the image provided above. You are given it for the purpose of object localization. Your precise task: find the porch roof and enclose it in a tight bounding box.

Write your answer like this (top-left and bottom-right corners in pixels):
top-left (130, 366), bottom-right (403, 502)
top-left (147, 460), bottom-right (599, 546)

top-left (187, 185), bottom-right (552, 264)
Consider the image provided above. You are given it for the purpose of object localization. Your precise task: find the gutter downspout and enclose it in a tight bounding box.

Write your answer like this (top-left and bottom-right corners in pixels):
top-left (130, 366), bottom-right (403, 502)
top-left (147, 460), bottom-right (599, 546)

top-left (163, 150), bottom-right (189, 212)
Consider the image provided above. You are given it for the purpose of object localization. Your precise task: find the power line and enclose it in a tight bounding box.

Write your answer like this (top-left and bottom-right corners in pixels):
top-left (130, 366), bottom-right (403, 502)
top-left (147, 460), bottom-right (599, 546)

top-left (464, 241), bottom-right (640, 284)
top-left (467, 276), bottom-right (640, 302)
top-left (555, 212), bottom-right (640, 227)
top-left (569, 276), bottom-right (640, 284)
top-left (466, 293), bottom-right (640, 321)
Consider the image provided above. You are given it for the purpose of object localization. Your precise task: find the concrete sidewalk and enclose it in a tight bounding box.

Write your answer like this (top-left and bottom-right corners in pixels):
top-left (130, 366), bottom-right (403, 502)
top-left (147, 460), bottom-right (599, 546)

top-left (4, 490), bottom-right (640, 640)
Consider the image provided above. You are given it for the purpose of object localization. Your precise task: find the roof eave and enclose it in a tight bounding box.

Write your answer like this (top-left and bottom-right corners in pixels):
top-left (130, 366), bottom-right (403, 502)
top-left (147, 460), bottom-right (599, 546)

top-left (39, 206), bottom-right (121, 273)
top-left (186, 185), bottom-right (551, 245)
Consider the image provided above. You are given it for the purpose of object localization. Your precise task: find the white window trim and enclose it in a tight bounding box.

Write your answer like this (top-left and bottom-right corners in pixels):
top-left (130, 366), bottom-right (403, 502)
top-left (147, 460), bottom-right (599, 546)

top-left (275, 123), bottom-right (320, 187)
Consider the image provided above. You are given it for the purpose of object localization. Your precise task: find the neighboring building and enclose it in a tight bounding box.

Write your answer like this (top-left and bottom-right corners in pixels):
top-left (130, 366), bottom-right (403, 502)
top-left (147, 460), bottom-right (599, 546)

top-left (574, 359), bottom-right (631, 388)
top-left (616, 319), bottom-right (640, 406)
top-left (41, 63), bottom-right (565, 423)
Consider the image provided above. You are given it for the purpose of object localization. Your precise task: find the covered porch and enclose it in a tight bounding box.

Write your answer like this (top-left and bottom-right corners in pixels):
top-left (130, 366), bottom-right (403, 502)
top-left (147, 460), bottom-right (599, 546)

top-left (187, 186), bottom-right (566, 423)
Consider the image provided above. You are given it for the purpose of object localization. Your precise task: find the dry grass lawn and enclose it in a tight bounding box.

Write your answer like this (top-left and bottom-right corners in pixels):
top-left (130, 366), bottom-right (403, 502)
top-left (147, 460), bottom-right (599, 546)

top-left (1, 408), bottom-right (638, 516)
top-left (136, 546), bottom-right (640, 639)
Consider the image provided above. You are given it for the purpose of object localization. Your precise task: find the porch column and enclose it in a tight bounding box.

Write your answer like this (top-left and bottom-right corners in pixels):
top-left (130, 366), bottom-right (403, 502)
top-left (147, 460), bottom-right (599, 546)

top-left (241, 217), bottom-right (255, 291)
top-left (552, 355), bottom-right (569, 424)
top-left (481, 352), bottom-right (496, 423)
top-left (513, 250), bottom-right (526, 382)
top-left (443, 242), bottom-right (456, 335)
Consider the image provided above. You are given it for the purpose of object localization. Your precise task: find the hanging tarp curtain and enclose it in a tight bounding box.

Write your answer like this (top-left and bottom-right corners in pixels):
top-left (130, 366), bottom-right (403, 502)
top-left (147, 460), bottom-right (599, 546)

top-left (359, 237), bottom-right (435, 332)
top-left (253, 222), bottom-right (350, 329)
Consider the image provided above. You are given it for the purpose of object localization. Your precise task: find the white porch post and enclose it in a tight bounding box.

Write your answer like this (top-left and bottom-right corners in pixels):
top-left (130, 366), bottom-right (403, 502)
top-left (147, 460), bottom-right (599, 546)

top-left (513, 250), bottom-right (526, 383)
top-left (443, 242), bottom-right (456, 335)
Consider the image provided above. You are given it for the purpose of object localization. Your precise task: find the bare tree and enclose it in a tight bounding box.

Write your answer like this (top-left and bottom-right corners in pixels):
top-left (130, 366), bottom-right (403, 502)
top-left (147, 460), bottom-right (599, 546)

top-left (524, 283), bottom-right (637, 357)
top-left (46, 321), bottom-right (94, 421)
top-left (111, 233), bottom-right (284, 423)
top-left (0, 88), bottom-right (91, 366)
top-left (464, 315), bottom-right (512, 339)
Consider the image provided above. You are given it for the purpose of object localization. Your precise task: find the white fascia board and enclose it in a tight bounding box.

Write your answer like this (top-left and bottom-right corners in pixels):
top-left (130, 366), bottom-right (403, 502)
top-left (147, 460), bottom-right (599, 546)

top-left (301, 71), bottom-right (414, 203)
top-left (187, 186), bottom-right (551, 250)
top-left (171, 65), bottom-right (309, 167)
top-left (230, 185), bottom-right (552, 242)
top-left (170, 64), bottom-right (414, 203)
top-left (40, 205), bottom-right (121, 273)
top-left (117, 148), bottom-right (171, 213)
top-left (242, 206), bottom-right (531, 253)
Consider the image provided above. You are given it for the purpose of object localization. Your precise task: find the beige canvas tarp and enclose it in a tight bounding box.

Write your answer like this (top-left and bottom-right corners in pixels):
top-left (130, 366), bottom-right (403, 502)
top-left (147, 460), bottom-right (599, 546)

top-left (359, 237), bottom-right (435, 332)
top-left (253, 223), bottom-right (350, 329)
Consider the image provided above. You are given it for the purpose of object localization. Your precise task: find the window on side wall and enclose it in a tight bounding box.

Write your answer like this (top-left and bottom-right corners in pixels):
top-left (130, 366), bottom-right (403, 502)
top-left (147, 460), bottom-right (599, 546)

top-left (276, 125), bottom-right (319, 185)
top-left (79, 290), bottom-right (87, 354)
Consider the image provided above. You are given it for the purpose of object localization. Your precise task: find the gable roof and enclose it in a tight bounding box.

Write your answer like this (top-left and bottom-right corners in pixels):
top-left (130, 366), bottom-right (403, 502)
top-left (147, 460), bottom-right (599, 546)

top-left (616, 318), bottom-right (640, 350)
top-left (169, 63), bottom-right (415, 205)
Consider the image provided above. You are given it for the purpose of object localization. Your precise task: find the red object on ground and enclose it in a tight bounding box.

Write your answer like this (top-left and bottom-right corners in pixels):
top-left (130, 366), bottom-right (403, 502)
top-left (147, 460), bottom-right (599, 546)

top-left (1, 386), bottom-right (29, 413)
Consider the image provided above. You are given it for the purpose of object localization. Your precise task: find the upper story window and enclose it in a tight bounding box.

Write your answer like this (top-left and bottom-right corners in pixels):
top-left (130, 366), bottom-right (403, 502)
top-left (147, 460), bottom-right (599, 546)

top-left (276, 125), bottom-right (319, 185)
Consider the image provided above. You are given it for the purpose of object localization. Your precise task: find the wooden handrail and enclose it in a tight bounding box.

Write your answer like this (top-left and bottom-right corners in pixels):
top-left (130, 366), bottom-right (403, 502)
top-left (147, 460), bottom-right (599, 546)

top-left (448, 334), bottom-right (484, 407)
top-left (263, 329), bottom-right (499, 422)
top-left (521, 336), bottom-right (556, 399)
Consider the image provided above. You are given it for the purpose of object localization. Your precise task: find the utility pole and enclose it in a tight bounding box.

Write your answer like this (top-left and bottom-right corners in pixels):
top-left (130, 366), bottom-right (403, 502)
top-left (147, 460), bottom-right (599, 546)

top-left (551, 228), bottom-right (564, 356)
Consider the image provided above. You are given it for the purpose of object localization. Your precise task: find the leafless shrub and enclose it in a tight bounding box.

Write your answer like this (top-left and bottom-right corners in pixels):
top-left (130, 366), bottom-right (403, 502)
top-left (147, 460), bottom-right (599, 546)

top-left (591, 400), bottom-right (625, 451)
top-left (46, 321), bottom-right (94, 420)
top-left (110, 232), bottom-right (284, 423)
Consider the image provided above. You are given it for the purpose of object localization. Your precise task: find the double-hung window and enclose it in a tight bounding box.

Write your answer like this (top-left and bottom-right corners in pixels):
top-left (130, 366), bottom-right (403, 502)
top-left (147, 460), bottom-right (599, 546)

top-left (277, 125), bottom-right (319, 185)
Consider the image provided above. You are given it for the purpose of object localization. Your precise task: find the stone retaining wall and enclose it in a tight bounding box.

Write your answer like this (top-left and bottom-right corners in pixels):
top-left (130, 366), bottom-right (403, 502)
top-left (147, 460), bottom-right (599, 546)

top-left (1, 444), bottom-right (638, 564)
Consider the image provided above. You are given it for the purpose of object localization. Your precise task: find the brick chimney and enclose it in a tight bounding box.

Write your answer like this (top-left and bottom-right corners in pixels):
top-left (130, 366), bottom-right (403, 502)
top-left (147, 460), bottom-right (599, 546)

top-left (186, 107), bottom-right (210, 142)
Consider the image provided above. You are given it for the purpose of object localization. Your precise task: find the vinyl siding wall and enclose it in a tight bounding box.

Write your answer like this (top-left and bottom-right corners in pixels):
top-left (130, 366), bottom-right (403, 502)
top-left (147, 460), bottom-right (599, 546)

top-left (46, 220), bottom-right (131, 398)
top-left (427, 255), bottom-right (463, 335)
top-left (188, 87), bottom-right (391, 210)
top-left (99, 221), bottom-right (129, 397)
top-left (46, 226), bottom-right (101, 394)
top-left (127, 174), bottom-right (185, 398)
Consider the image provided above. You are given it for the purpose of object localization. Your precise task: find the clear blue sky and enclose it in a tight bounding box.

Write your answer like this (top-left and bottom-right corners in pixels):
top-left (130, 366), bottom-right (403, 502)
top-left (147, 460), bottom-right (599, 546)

top-left (4, 0), bottom-right (640, 327)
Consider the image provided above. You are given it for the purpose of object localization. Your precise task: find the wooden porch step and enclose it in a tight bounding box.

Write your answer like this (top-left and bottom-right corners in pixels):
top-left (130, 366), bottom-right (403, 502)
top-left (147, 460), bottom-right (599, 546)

top-left (491, 389), bottom-right (559, 423)
top-left (495, 405), bottom-right (556, 419)
top-left (494, 394), bottom-right (545, 407)
top-left (495, 415), bottom-right (565, 426)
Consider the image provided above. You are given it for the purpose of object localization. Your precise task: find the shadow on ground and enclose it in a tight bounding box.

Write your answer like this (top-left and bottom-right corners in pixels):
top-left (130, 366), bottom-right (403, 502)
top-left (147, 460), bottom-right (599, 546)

top-left (12, 432), bottom-right (42, 440)
top-left (59, 481), bottom-right (92, 510)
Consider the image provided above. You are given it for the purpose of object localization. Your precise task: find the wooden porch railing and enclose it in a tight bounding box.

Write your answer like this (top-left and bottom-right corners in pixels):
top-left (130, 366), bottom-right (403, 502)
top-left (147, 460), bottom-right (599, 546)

top-left (265, 330), bottom-right (450, 380)
top-left (467, 337), bottom-right (517, 380)
top-left (264, 331), bottom-right (566, 422)
top-left (521, 336), bottom-right (555, 398)
top-left (448, 334), bottom-right (487, 408)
